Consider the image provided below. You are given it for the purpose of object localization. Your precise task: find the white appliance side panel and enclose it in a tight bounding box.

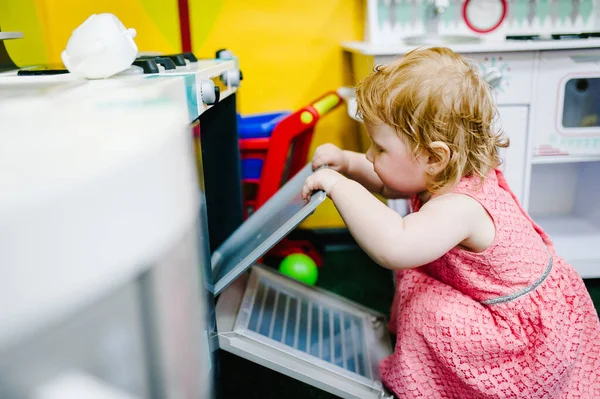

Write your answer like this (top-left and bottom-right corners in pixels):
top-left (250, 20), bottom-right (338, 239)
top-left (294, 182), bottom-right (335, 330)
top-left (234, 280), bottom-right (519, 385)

top-left (0, 282), bottom-right (149, 398)
top-left (496, 105), bottom-right (530, 205)
top-left (146, 225), bottom-right (213, 399)
top-left (533, 49), bottom-right (600, 157)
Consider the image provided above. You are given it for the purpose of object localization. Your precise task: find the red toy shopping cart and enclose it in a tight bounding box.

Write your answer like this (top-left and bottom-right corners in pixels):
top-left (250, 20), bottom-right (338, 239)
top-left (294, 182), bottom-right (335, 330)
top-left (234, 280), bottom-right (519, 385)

top-left (238, 91), bottom-right (344, 266)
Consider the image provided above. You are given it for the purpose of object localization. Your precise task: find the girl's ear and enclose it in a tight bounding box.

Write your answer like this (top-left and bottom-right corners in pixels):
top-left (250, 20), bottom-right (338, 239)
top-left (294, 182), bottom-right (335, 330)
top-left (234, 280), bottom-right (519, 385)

top-left (426, 141), bottom-right (451, 174)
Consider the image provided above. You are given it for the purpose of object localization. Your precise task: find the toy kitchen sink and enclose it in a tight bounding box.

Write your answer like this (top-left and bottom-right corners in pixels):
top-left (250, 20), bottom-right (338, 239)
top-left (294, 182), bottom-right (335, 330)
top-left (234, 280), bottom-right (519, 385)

top-left (211, 164), bottom-right (393, 399)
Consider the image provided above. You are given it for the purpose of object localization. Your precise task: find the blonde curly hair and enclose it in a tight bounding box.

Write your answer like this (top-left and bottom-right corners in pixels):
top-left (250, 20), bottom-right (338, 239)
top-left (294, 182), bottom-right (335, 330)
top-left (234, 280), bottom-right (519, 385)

top-left (355, 47), bottom-right (509, 193)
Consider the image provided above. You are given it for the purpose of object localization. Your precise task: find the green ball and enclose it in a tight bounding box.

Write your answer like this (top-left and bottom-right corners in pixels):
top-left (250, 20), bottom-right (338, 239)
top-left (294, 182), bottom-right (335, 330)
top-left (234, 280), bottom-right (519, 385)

top-left (279, 253), bottom-right (318, 285)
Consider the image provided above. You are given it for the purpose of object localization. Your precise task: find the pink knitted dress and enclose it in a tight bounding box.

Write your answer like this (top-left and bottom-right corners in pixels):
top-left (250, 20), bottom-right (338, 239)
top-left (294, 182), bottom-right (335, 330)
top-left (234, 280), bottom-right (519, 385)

top-left (380, 169), bottom-right (600, 398)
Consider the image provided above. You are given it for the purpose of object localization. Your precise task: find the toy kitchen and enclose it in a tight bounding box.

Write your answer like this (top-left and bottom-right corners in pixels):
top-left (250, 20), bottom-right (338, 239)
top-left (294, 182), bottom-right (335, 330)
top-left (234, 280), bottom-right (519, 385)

top-left (344, 0), bottom-right (600, 279)
top-left (0, 18), bottom-right (392, 399)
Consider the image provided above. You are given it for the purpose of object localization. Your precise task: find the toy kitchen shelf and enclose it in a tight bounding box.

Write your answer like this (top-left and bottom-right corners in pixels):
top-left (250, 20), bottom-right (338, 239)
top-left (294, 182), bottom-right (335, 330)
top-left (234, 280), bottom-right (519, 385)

top-left (342, 38), bottom-right (600, 278)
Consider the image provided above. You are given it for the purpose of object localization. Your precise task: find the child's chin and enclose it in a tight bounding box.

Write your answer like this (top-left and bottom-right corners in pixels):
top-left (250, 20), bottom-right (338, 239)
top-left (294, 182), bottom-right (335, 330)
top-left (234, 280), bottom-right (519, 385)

top-left (393, 187), bottom-right (419, 196)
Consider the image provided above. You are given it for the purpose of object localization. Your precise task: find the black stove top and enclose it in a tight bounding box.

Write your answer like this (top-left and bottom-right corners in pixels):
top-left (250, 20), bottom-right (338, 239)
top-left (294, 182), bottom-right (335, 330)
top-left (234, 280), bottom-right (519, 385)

top-left (134, 52), bottom-right (198, 74)
top-left (15, 52), bottom-right (200, 76)
top-left (506, 32), bottom-right (600, 41)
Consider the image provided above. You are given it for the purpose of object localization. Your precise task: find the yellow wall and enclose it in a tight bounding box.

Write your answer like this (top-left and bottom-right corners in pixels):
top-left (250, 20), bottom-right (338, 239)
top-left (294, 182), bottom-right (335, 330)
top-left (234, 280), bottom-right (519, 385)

top-left (0, 0), bottom-right (48, 64)
top-left (0, 0), bottom-right (181, 66)
top-left (190, 0), bottom-right (365, 228)
top-left (0, 0), bottom-right (365, 229)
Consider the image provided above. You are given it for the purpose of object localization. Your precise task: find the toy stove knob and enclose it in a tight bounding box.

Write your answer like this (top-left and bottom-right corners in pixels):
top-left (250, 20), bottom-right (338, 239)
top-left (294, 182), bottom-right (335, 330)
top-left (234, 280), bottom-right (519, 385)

top-left (483, 66), bottom-right (503, 89)
top-left (215, 48), bottom-right (242, 87)
top-left (200, 80), bottom-right (219, 105)
top-left (216, 49), bottom-right (234, 60)
top-left (221, 69), bottom-right (241, 87)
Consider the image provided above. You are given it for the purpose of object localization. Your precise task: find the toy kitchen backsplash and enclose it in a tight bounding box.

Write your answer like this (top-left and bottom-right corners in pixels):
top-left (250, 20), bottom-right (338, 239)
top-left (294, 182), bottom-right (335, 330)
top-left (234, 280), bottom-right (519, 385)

top-left (368, 0), bottom-right (599, 42)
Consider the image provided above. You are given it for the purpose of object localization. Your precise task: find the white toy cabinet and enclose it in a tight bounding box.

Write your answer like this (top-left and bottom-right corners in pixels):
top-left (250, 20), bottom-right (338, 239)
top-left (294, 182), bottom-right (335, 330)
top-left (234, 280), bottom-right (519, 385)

top-left (343, 41), bottom-right (600, 278)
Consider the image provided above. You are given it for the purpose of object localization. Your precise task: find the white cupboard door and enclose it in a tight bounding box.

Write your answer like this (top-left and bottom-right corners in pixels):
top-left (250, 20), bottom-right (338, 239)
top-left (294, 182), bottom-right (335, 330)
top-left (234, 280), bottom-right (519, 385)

top-left (496, 105), bottom-right (529, 204)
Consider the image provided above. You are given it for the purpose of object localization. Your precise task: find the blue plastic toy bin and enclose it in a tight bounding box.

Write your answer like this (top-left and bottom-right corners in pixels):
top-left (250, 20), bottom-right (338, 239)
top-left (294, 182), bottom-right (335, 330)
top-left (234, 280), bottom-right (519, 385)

top-left (241, 159), bottom-right (264, 180)
top-left (238, 111), bottom-right (291, 180)
top-left (237, 112), bottom-right (290, 139)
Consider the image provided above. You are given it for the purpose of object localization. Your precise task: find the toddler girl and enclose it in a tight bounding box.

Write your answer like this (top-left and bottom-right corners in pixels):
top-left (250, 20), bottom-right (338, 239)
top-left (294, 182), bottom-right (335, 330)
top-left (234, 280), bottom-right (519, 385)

top-left (302, 47), bottom-right (600, 398)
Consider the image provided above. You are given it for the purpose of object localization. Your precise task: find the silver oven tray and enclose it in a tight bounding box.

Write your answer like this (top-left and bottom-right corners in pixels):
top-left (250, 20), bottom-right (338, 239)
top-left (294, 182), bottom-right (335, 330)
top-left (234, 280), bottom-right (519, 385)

top-left (216, 266), bottom-right (393, 399)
